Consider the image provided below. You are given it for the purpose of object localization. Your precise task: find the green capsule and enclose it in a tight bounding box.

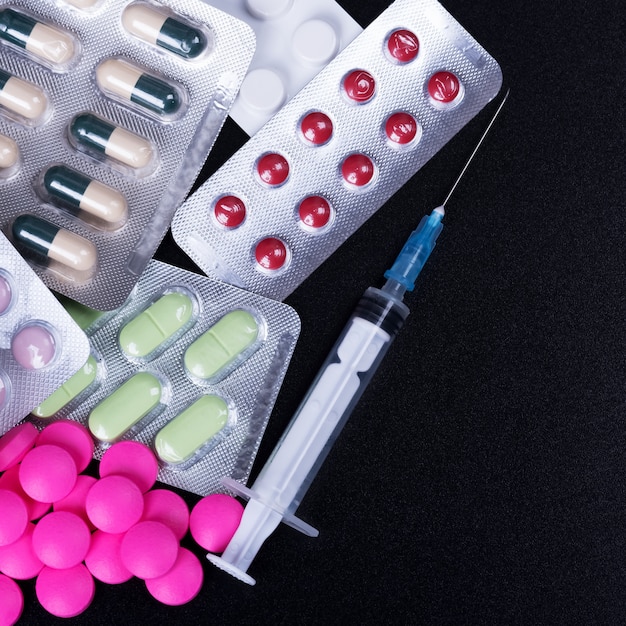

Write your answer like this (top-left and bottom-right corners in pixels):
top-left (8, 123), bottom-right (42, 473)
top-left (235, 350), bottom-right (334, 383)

top-left (119, 291), bottom-right (194, 359)
top-left (88, 371), bottom-right (162, 442)
top-left (155, 395), bottom-right (229, 465)
top-left (184, 309), bottom-right (259, 381)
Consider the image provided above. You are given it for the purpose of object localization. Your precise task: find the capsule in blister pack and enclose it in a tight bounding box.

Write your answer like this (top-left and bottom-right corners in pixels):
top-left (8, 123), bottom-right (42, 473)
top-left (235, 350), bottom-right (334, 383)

top-left (30, 260), bottom-right (301, 496)
top-left (172, 0), bottom-right (503, 301)
top-left (0, 0), bottom-right (255, 309)
top-left (0, 231), bottom-right (90, 434)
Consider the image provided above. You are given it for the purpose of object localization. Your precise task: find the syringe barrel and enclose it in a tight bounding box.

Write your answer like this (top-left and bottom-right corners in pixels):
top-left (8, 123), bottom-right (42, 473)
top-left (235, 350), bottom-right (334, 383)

top-left (252, 286), bottom-right (410, 517)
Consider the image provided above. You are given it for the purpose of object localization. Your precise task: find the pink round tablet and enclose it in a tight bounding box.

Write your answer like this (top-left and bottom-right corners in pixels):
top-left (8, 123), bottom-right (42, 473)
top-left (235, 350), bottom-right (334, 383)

top-left (189, 493), bottom-right (244, 553)
top-left (99, 440), bottom-right (158, 493)
top-left (341, 153), bottom-right (376, 188)
top-left (32, 511), bottom-right (91, 569)
top-left (19, 444), bottom-right (77, 503)
top-left (53, 474), bottom-right (98, 529)
top-left (0, 573), bottom-right (23, 626)
top-left (214, 195), bottom-right (246, 229)
top-left (36, 564), bottom-right (95, 618)
top-left (428, 70), bottom-right (462, 106)
top-left (386, 28), bottom-right (419, 63)
top-left (85, 474), bottom-right (144, 534)
top-left (0, 272), bottom-right (14, 315)
top-left (37, 420), bottom-right (94, 473)
top-left (254, 237), bottom-right (289, 272)
top-left (300, 111), bottom-right (333, 146)
top-left (385, 112), bottom-right (419, 145)
top-left (0, 422), bottom-right (38, 472)
top-left (0, 465), bottom-right (50, 520)
top-left (0, 489), bottom-right (28, 546)
top-left (84, 530), bottom-right (133, 584)
top-left (298, 196), bottom-right (333, 231)
top-left (256, 152), bottom-right (289, 186)
top-left (0, 522), bottom-right (44, 579)
top-left (342, 69), bottom-right (376, 103)
top-left (145, 547), bottom-right (203, 606)
top-left (141, 489), bottom-right (190, 540)
top-left (11, 322), bottom-right (58, 370)
top-left (120, 520), bottom-right (179, 580)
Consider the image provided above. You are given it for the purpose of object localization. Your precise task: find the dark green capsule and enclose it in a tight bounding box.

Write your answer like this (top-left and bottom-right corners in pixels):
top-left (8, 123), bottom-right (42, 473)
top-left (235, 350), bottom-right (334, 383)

top-left (0, 68), bottom-right (11, 90)
top-left (12, 213), bottom-right (60, 260)
top-left (43, 165), bottom-right (90, 215)
top-left (70, 113), bottom-right (114, 156)
top-left (158, 17), bottom-right (205, 59)
top-left (0, 8), bottom-right (36, 51)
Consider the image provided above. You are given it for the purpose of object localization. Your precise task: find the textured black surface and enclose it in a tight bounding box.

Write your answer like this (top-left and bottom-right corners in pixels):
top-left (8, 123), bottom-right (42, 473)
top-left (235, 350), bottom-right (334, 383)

top-left (19, 0), bottom-right (626, 623)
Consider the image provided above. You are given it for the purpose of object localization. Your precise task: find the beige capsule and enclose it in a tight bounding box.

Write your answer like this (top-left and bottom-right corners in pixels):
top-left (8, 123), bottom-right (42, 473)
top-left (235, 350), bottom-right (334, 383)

top-left (0, 134), bottom-right (19, 170)
top-left (0, 72), bottom-right (48, 121)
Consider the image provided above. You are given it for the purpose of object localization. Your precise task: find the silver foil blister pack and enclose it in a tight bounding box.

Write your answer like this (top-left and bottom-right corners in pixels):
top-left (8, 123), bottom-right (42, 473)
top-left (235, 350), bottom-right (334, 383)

top-left (172, 0), bottom-right (503, 301)
top-left (0, 231), bottom-right (90, 434)
top-left (0, 0), bottom-right (255, 310)
top-left (29, 259), bottom-right (301, 496)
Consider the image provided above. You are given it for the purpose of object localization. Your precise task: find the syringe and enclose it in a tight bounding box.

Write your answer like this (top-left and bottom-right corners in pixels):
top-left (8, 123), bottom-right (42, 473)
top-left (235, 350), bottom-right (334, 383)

top-left (208, 89), bottom-right (510, 585)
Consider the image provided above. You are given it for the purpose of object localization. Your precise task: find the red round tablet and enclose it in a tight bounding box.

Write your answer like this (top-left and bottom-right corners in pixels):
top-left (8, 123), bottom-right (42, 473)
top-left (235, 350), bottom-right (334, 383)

top-left (120, 521), bottom-right (179, 580)
top-left (386, 28), bottom-right (419, 63)
top-left (385, 112), bottom-right (419, 145)
top-left (341, 153), bottom-right (376, 188)
top-left (36, 564), bottom-right (95, 618)
top-left (300, 111), bottom-right (333, 145)
top-left (99, 440), bottom-right (158, 493)
top-left (342, 69), bottom-right (376, 103)
top-left (298, 196), bottom-right (333, 230)
top-left (0, 573), bottom-right (23, 626)
top-left (0, 422), bottom-right (38, 471)
top-left (254, 237), bottom-right (289, 272)
top-left (428, 71), bottom-right (462, 105)
top-left (19, 444), bottom-right (77, 503)
top-left (256, 153), bottom-right (290, 186)
top-left (145, 547), bottom-right (203, 606)
top-left (37, 420), bottom-right (94, 474)
top-left (213, 195), bottom-right (247, 229)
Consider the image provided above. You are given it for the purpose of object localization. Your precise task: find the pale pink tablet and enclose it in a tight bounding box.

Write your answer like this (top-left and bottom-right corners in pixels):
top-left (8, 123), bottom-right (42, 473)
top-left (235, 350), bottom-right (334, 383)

top-left (84, 530), bottom-right (133, 585)
top-left (145, 547), bottom-right (203, 606)
top-left (36, 563), bottom-right (95, 618)
top-left (99, 440), bottom-right (158, 493)
top-left (37, 420), bottom-right (94, 473)
top-left (0, 465), bottom-right (50, 520)
top-left (0, 573), bottom-right (23, 626)
top-left (0, 489), bottom-right (28, 546)
top-left (0, 422), bottom-right (38, 471)
top-left (120, 520), bottom-right (179, 580)
top-left (19, 444), bottom-right (77, 503)
top-left (141, 489), bottom-right (190, 540)
top-left (11, 323), bottom-right (58, 370)
top-left (32, 511), bottom-right (91, 569)
top-left (53, 474), bottom-right (97, 529)
top-left (85, 474), bottom-right (143, 534)
top-left (0, 523), bottom-right (44, 580)
top-left (189, 493), bottom-right (244, 553)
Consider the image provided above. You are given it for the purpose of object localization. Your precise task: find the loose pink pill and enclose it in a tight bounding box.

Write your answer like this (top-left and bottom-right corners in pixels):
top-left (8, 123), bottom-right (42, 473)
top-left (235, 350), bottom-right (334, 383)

top-left (85, 474), bottom-right (144, 534)
top-left (36, 564), bottom-right (95, 618)
top-left (120, 520), bottom-right (179, 580)
top-left (0, 489), bottom-right (28, 546)
top-left (84, 530), bottom-right (133, 584)
top-left (0, 422), bottom-right (38, 472)
top-left (37, 420), bottom-right (94, 473)
top-left (189, 493), bottom-right (244, 553)
top-left (141, 489), bottom-right (190, 540)
top-left (0, 573), bottom-right (23, 626)
top-left (0, 465), bottom-right (50, 520)
top-left (0, 523), bottom-right (44, 580)
top-left (32, 511), bottom-right (91, 569)
top-left (53, 474), bottom-right (97, 529)
top-left (99, 440), bottom-right (158, 493)
top-left (11, 322), bottom-right (58, 370)
top-left (19, 444), bottom-right (77, 503)
top-left (145, 547), bottom-right (203, 606)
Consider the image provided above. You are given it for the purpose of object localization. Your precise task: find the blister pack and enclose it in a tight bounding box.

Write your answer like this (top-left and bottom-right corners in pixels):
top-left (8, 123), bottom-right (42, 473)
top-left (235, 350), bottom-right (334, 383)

top-left (172, 0), bottom-right (503, 301)
top-left (29, 259), bottom-right (301, 496)
top-left (0, 0), bottom-right (255, 310)
top-left (208, 0), bottom-right (362, 135)
top-left (0, 231), bottom-right (90, 434)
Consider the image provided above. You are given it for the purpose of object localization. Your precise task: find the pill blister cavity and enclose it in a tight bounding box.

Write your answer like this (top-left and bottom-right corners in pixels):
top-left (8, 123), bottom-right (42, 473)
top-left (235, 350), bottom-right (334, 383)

top-left (59, 0), bottom-right (103, 13)
top-left (384, 111), bottom-right (421, 147)
top-left (341, 153), bottom-right (377, 189)
top-left (297, 195), bottom-right (333, 233)
top-left (427, 71), bottom-right (464, 109)
top-left (121, 2), bottom-right (209, 60)
top-left (291, 19), bottom-right (338, 68)
top-left (342, 69), bottom-right (376, 104)
top-left (245, 0), bottom-right (294, 20)
top-left (254, 237), bottom-right (290, 274)
top-left (213, 195), bottom-right (247, 230)
top-left (256, 152), bottom-right (290, 187)
top-left (238, 68), bottom-right (287, 116)
top-left (0, 70), bottom-right (50, 126)
top-left (11, 321), bottom-right (58, 370)
top-left (385, 28), bottom-right (419, 64)
top-left (299, 111), bottom-right (333, 146)
top-left (0, 270), bottom-right (14, 315)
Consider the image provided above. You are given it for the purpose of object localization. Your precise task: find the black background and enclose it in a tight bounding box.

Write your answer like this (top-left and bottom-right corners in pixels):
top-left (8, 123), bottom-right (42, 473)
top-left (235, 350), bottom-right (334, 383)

top-left (18, 0), bottom-right (626, 623)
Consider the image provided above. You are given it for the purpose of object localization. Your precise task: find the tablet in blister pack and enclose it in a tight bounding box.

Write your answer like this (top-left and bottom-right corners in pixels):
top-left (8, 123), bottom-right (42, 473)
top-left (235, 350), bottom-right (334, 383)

top-left (172, 0), bottom-right (503, 301)
top-left (29, 260), bottom-right (301, 496)
top-left (208, 0), bottom-right (362, 135)
top-left (0, 0), bottom-right (255, 310)
top-left (0, 231), bottom-right (90, 434)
